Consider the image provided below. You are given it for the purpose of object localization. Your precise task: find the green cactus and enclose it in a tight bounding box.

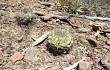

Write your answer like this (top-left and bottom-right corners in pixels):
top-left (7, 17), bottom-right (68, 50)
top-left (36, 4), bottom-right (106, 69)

top-left (47, 29), bottom-right (73, 55)
top-left (16, 7), bottom-right (35, 25)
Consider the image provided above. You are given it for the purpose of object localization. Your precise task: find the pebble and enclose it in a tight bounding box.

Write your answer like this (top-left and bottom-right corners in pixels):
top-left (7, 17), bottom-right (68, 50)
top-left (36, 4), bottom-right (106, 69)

top-left (106, 33), bottom-right (110, 39)
top-left (9, 51), bottom-right (23, 63)
top-left (24, 47), bottom-right (40, 62)
top-left (79, 61), bottom-right (93, 70)
top-left (78, 27), bottom-right (91, 33)
top-left (103, 29), bottom-right (110, 33)
top-left (105, 39), bottom-right (110, 46)
top-left (0, 10), bottom-right (2, 17)
top-left (103, 46), bottom-right (110, 50)
top-left (87, 38), bottom-right (99, 47)
top-left (101, 56), bottom-right (110, 70)
top-left (9, 12), bottom-right (17, 18)
top-left (40, 16), bottom-right (51, 21)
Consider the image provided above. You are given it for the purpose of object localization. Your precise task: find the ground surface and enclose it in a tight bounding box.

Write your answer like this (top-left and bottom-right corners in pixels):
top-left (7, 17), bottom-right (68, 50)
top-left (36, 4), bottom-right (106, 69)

top-left (0, 0), bottom-right (110, 70)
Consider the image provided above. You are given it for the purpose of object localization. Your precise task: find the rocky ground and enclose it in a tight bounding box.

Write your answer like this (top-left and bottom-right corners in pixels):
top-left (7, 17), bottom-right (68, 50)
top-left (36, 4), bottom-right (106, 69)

top-left (0, 0), bottom-right (110, 70)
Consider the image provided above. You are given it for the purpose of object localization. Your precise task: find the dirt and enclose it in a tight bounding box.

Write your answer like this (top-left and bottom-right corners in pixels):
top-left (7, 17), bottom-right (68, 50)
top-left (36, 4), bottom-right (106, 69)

top-left (0, 0), bottom-right (110, 70)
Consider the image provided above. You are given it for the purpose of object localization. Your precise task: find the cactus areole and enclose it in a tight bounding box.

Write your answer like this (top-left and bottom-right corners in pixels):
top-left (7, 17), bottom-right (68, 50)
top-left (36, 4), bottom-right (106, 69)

top-left (47, 29), bottom-right (73, 56)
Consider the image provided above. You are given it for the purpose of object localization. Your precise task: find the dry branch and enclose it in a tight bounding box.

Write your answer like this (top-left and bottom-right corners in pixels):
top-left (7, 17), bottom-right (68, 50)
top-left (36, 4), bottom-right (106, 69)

top-left (32, 31), bottom-right (51, 46)
top-left (69, 14), bottom-right (110, 21)
top-left (33, 10), bottom-right (110, 21)
top-left (33, 10), bottom-right (68, 20)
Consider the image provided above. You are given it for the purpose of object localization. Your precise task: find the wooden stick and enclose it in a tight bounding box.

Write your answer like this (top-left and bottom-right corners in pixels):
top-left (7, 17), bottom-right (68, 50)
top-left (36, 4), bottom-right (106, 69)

top-left (32, 31), bottom-right (51, 46)
top-left (69, 14), bottom-right (110, 21)
top-left (33, 10), bottom-right (68, 20)
top-left (33, 10), bottom-right (110, 21)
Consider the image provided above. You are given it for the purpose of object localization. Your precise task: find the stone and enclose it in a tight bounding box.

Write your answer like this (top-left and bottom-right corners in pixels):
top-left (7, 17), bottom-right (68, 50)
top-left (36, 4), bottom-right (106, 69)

top-left (9, 12), bottom-right (17, 18)
top-left (9, 51), bottom-right (23, 63)
top-left (78, 27), bottom-right (91, 33)
top-left (79, 61), bottom-right (93, 70)
top-left (101, 56), bottom-right (110, 70)
top-left (87, 38), bottom-right (99, 48)
top-left (89, 21), bottom-right (105, 31)
top-left (0, 10), bottom-right (2, 18)
top-left (105, 39), bottom-right (110, 46)
top-left (24, 47), bottom-right (40, 62)
top-left (0, 48), bottom-right (2, 51)
top-left (106, 33), bottom-right (110, 39)
top-left (103, 29), bottom-right (110, 33)
top-left (40, 16), bottom-right (51, 21)
top-left (103, 46), bottom-right (110, 50)
top-left (13, 61), bottom-right (24, 70)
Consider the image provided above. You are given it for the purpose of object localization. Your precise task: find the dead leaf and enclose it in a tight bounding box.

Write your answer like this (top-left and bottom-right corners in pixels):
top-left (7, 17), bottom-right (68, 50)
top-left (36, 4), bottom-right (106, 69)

top-left (9, 51), bottom-right (23, 63)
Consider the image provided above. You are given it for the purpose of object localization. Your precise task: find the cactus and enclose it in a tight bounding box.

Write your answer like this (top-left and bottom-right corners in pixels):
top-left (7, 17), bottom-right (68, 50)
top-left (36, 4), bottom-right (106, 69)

top-left (16, 7), bottom-right (35, 25)
top-left (47, 29), bottom-right (73, 56)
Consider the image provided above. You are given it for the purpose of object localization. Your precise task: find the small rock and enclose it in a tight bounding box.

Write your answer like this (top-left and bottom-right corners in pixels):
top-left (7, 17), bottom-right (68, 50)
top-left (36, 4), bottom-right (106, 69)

top-left (13, 61), bottom-right (24, 70)
top-left (103, 29), bottom-right (110, 33)
top-left (3, 61), bottom-right (13, 69)
top-left (106, 33), bottom-right (110, 39)
top-left (33, 3), bottom-right (43, 8)
top-left (9, 12), bottom-right (17, 18)
top-left (103, 46), bottom-right (110, 50)
top-left (9, 51), bottom-right (23, 63)
top-left (78, 27), bottom-right (91, 33)
top-left (87, 38), bottom-right (99, 48)
top-left (0, 66), bottom-right (1, 70)
top-left (79, 61), bottom-right (93, 70)
top-left (17, 36), bottom-right (23, 43)
top-left (0, 48), bottom-right (2, 51)
top-left (105, 39), bottom-right (110, 46)
top-left (101, 56), bottom-right (110, 70)
top-left (0, 10), bottom-right (2, 18)
top-left (40, 16), bottom-right (51, 21)
top-left (90, 21), bottom-right (105, 31)
top-left (24, 47), bottom-right (39, 62)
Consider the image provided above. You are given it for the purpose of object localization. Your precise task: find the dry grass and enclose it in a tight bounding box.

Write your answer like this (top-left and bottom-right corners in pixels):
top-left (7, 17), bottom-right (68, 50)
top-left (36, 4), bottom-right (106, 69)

top-left (56, 0), bottom-right (89, 14)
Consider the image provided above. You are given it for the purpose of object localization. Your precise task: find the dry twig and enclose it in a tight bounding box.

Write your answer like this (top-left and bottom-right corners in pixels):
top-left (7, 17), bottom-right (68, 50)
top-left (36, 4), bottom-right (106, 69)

top-left (63, 57), bottom-right (87, 70)
top-left (32, 31), bottom-right (51, 46)
top-left (33, 10), bottom-right (68, 20)
top-left (69, 14), bottom-right (110, 21)
top-left (33, 10), bottom-right (110, 21)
